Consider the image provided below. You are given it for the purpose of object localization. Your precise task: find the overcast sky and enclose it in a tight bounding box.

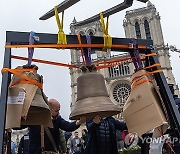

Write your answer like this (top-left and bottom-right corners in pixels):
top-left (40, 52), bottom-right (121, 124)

top-left (0, 0), bottom-right (179, 120)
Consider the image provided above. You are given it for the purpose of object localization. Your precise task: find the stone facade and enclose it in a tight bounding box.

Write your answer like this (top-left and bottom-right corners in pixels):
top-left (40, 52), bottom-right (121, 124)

top-left (69, 1), bottom-right (179, 119)
top-left (123, 1), bottom-right (179, 95)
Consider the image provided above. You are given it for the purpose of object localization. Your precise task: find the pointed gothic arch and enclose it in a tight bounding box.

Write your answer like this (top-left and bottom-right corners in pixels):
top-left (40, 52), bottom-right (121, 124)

top-left (86, 28), bottom-right (95, 36)
top-left (78, 31), bottom-right (85, 35)
top-left (135, 22), bottom-right (141, 39)
top-left (144, 19), bottom-right (151, 39)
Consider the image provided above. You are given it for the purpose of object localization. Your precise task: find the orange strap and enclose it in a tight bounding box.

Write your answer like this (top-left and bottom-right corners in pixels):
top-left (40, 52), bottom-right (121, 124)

top-left (9, 80), bottom-right (37, 87)
top-left (5, 43), bottom-right (148, 50)
top-left (145, 53), bottom-right (157, 57)
top-left (11, 55), bottom-right (79, 69)
top-left (77, 35), bottom-right (86, 65)
top-left (96, 62), bottom-right (125, 70)
top-left (131, 79), bottom-right (152, 89)
top-left (2, 68), bottom-right (37, 73)
top-left (144, 63), bottom-right (161, 69)
top-left (96, 57), bottom-right (131, 65)
top-left (2, 68), bottom-right (43, 89)
top-left (131, 70), bottom-right (163, 84)
top-left (96, 53), bottom-right (157, 67)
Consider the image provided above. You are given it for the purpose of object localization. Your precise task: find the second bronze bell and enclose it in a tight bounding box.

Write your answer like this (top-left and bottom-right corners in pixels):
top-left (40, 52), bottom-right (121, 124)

top-left (69, 71), bottom-right (121, 120)
top-left (6, 66), bottom-right (53, 129)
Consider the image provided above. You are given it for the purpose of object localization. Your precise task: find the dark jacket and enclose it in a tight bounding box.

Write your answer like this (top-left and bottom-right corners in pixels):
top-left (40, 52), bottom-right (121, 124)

top-left (85, 117), bottom-right (127, 154)
top-left (18, 134), bottom-right (29, 154)
top-left (81, 134), bottom-right (88, 153)
top-left (65, 131), bottom-right (72, 143)
top-left (28, 115), bottom-right (79, 154)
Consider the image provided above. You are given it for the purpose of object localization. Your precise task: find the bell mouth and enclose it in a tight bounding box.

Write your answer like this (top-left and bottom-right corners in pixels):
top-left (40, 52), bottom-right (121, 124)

top-left (69, 96), bottom-right (121, 120)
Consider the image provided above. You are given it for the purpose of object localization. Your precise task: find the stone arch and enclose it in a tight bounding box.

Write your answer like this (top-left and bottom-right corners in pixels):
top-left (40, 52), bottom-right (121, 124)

top-left (134, 20), bottom-right (141, 39)
top-left (86, 28), bottom-right (96, 36)
top-left (77, 30), bottom-right (85, 35)
top-left (142, 17), bottom-right (151, 39)
top-left (132, 18), bottom-right (141, 25)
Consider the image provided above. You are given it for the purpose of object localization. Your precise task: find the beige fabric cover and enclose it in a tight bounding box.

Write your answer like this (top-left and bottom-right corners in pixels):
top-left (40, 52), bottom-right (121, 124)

top-left (123, 70), bottom-right (168, 137)
top-left (6, 67), bottom-right (53, 128)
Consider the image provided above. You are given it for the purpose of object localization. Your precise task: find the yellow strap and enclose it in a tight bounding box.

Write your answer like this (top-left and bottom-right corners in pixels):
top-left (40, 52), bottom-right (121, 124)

top-left (54, 6), bottom-right (67, 45)
top-left (100, 12), bottom-right (112, 51)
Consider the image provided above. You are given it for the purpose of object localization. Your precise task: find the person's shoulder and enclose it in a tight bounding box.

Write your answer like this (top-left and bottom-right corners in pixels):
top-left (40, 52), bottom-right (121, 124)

top-left (108, 116), bottom-right (115, 120)
top-left (175, 97), bottom-right (180, 103)
top-left (107, 116), bottom-right (115, 121)
top-left (56, 115), bottom-right (71, 124)
top-left (56, 115), bottom-right (63, 120)
top-left (86, 120), bottom-right (93, 124)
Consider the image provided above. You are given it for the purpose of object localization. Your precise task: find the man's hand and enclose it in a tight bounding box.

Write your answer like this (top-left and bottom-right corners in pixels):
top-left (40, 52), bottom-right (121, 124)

top-left (93, 115), bottom-right (101, 124)
top-left (76, 116), bottom-right (86, 125)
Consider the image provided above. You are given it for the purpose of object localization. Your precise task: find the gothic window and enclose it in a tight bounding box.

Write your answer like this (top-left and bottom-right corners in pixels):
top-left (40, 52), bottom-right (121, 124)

top-left (112, 82), bottom-right (131, 106)
top-left (108, 63), bottom-right (130, 78)
top-left (144, 20), bottom-right (151, 39)
top-left (89, 31), bottom-right (94, 36)
top-left (135, 22), bottom-right (141, 39)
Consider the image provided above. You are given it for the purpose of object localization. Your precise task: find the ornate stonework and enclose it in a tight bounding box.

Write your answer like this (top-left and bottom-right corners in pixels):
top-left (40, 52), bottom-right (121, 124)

top-left (69, 1), bottom-right (179, 119)
top-left (123, 1), bottom-right (179, 96)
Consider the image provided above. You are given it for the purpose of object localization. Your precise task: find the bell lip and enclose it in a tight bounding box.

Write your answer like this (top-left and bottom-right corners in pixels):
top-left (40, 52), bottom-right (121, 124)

top-left (69, 110), bottom-right (121, 120)
top-left (70, 96), bottom-right (121, 120)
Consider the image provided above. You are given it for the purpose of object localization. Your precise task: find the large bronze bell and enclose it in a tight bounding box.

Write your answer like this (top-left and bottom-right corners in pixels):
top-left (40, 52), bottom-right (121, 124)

top-left (6, 66), bottom-right (53, 129)
top-left (69, 71), bottom-right (121, 120)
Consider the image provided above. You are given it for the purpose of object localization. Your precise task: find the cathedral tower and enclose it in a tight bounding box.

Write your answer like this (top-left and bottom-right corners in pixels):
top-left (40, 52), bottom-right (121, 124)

top-left (123, 1), bottom-right (179, 95)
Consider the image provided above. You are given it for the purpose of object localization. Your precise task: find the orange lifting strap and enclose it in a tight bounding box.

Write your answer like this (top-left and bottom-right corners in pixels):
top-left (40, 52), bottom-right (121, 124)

top-left (96, 53), bottom-right (157, 70)
top-left (11, 55), bottom-right (79, 69)
top-left (5, 43), bottom-right (148, 50)
top-left (11, 53), bottom-right (157, 70)
top-left (77, 34), bottom-right (86, 65)
top-left (131, 69), bottom-right (163, 90)
top-left (1, 68), bottom-right (43, 89)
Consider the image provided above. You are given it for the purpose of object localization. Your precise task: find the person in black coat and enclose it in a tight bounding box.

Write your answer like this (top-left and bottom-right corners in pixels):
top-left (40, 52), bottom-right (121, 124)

top-left (85, 115), bottom-right (127, 154)
top-left (18, 133), bottom-right (30, 154)
top-left (28, 99), bottom-right (86, 154)
top-left (81, 129), bottom-right (88, 153)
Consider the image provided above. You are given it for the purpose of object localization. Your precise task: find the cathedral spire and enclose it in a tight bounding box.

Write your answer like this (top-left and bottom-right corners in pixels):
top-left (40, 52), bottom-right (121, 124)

top-left (147, 1), bottom-right (154, 7)
top-left (72, 17), bottom-right (77, 24)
